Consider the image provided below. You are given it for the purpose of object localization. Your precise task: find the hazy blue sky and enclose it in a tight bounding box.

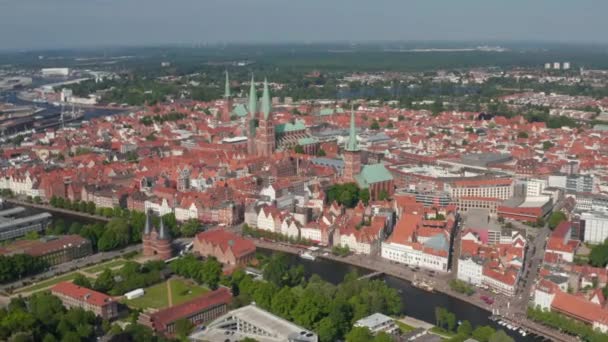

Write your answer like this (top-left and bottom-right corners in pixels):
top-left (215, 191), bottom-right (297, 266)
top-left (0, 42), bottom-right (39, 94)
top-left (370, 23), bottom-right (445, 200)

top-left (1, 0), bottom-right (606, 50)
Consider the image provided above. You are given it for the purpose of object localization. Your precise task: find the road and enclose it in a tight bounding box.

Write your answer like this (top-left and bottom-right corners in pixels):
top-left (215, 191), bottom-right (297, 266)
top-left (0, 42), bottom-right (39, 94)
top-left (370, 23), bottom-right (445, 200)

top-left (0, 244), bottom-right (141, 293)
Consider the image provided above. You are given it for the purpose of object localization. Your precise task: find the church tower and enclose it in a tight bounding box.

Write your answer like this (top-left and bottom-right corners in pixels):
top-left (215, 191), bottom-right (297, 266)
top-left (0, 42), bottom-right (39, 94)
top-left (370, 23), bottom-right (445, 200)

top-left (255, 79), bottom-right (275, 157)
top-left (247, 75), bottom-right (257, 156)
top-left (221, 70), bottom-right (232, 122)
top-left (342, 108), bottom-right (361, 182)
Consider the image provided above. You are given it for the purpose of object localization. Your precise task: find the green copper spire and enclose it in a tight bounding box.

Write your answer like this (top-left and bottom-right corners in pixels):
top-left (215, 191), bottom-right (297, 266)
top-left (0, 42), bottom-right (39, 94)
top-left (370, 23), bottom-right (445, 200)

top-left (345, 107), bottom-right (359, 151)
top-left (248, 75), bottom-right (257, 136)
top-left (261, 78), bottom-right (271, 120)
top-left (224, 70), bottom-right (230, 98)
top-left (248, 75), bottom-right (257, 116)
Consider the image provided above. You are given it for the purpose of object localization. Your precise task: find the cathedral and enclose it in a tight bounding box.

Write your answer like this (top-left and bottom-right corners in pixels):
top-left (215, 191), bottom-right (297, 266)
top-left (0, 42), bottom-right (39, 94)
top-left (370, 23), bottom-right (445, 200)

top-left (222, 73), bottom-right (312, 156)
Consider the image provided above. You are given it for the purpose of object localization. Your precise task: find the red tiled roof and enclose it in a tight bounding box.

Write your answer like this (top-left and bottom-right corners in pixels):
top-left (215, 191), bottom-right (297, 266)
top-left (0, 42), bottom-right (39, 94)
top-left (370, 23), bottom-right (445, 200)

top-left (151, 288), bottom-right (232, 330)
top-left (452, 178), bottom-right (512, 187)
top-left (51, 281), bottom-right (114, 307)
top-left (196, 229), bottom-right (256, 259)
top-left (0, 235), bottom-right (90, 257)
top-left (552, 290), bottom-right (608, 325)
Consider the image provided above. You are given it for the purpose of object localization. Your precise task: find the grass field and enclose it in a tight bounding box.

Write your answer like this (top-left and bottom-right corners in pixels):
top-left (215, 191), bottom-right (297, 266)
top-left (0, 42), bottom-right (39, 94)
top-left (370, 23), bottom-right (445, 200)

top-left (125, 282), bottom-right (169, 309)
top-left (83, 259), bottom-right (128, 274)
top-left (124, 278), bottom-right (209, 310)
top-left (15, 272), bottom-right (94, 295)
top-left (395, 320), bottom-right (416, 333)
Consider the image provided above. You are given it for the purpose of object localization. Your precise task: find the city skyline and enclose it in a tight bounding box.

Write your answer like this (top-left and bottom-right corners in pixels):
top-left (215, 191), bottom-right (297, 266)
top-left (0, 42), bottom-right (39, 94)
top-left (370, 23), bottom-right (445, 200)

top-left (1, 0), bottom-right (608, 50)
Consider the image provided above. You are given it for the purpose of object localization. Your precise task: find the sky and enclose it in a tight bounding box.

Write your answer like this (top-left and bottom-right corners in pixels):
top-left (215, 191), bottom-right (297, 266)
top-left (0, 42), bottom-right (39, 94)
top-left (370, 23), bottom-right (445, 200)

top-left (1, 0), bottom-right (607, 50)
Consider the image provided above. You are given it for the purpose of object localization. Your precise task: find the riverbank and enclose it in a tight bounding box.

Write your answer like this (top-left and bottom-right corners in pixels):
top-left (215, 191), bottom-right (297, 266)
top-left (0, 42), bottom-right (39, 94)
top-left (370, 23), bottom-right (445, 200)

top-left (253, 239), bottom-right (575, 342)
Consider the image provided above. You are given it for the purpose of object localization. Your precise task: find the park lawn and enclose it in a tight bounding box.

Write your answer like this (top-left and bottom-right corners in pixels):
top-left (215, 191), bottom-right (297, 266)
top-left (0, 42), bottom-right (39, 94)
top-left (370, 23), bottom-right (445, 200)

top-left (124, 282), bottom-right (169, 310)
top-left (83, 259), bottom-right (128, 274)
top-left (16, 272), bottom-right (94, 295)
top-left (124, 278), bottom-right (209, 310)
top-left (170, 278), bottom-right (209, 306)
top-left (430, 327), bottom-right (458, 338)
top-left (394, 320), bottom-right (416, 333)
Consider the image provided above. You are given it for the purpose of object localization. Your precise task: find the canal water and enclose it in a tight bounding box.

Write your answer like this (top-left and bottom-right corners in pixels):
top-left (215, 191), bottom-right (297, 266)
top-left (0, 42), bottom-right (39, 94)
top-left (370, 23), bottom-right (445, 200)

top-left (260, 249), bottom-right (540, 342)
top-left (1, 91), bottom-right (127, 121)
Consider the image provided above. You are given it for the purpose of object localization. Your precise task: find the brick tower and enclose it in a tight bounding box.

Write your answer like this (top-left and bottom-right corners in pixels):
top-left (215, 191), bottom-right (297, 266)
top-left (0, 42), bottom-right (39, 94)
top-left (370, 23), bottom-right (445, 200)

top-left (342, 108), bottom-right (361, 182)
top-left (142, 211), bottom-right (173, 260)
top-left (255, 79), bottom-right (275, 157)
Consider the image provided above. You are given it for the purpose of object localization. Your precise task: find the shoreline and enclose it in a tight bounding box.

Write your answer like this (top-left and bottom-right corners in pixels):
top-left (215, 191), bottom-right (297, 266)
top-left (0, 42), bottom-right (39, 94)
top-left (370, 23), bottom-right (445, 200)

top-left (253, 239), bottom-right (574, 342)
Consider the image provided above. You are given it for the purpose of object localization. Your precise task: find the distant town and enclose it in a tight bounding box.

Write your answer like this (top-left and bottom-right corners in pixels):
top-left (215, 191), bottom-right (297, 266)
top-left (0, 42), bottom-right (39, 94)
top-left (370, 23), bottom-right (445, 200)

top-left (0, 45), bottom-right (608, 342)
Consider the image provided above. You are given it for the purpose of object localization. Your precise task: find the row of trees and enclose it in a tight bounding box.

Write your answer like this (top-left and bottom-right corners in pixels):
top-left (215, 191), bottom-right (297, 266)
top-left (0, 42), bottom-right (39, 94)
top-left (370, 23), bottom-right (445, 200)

top-left (228, 265), bottom-right (401, 342)
top-left (527, 306), bottom-right (608, 342)
top-left (326, 183), bottom-right (370, 208)
top-left (0, 254), bottom-right (48, 284)
top-left (139, 112), bottom-right (187, 126)
top-left (0, 293), bottom-right (98, 341)
top-left (49, 196), bottom-right (96, 215)
top-left (448, 279), bottom-right (475, 296)
top-left (169, 254), bottom-right (223, 290)
top-left (90, 260), bottom-right (165, 296)
top-left (435, 307), bottom-right (513, 342)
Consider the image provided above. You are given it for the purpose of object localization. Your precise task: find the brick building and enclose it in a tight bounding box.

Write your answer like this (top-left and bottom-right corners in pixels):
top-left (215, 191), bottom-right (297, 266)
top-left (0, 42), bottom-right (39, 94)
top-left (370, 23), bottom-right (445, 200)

top-left (193, 229), bottom-right (256, 267)
top-left (139, 288), bottom-right (232, 336)
top-left (0, 235), bottom-right (92, 266)
top-left (142, 211), bottom-right (172, 260)
top-left (51, 282), bottom-right (118, 320)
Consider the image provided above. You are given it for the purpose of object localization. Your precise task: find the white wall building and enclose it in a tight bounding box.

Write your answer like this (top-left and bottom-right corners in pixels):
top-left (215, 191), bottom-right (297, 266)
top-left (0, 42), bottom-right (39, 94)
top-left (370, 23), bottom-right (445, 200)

top-left (582, 212), bottom-right (608, 245)
top-left (256, 207), bottom-right (279, 233)
top-left (457, 257), bottom-right (484, 286)
top-left (526, 178), bottom-right (547, 197)
top-left (381, 241), bottom-right (449, 272)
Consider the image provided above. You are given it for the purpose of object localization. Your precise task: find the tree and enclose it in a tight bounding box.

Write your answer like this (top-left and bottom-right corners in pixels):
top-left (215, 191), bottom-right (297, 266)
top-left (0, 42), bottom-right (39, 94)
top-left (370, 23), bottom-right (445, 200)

top-left (317, 317), bottom-right (339, 342)
top-left (589, 242), bottom-right (608, 267)
top-left (446, 311), bottom-right (457, 332)
top-left (294, 145), bottom-right (305, 154)
top-left (374, 332), bottom-right (393, 342)
top-left (370, 120), bottom-right (380, 130)
top-left (316, 149), bottom-right (326, 157)
top-left (378, 189), bottom-right (389, 201)
top-left (174, 318), bottom-right (193, 338)
top-left (472, 326), bottom-right (496, 342)
top-left (489, 330), bottom-right (514, 342)
top-left (252, 282), bottom-right (277, 310)
top-left (72, 274), bottom-right (92, 289)
top-left (263, 254), bottom-right (290, 287)
top-left (271, 287), bottom-right (298, 319)
top-left (181, 219), bottom-right (201, 237)
top-left (517, 131), bottom-right (529, 139)
top-left (542, 141), bottom-right (554, 150)
top-left (200, 257), bottom-right (222, 289)
top-left (359, 189), bottom-right (370, 205)
top-left (94, 269), bottom-right (115, 293)
top-left (345, 327), bottom-right (373, 342)
top-left (386, 121), bottom-right (394, 129)
top-left (457, 320), bottom-right (473, 337)
top-left (548, 211), bottom-right (567, 230)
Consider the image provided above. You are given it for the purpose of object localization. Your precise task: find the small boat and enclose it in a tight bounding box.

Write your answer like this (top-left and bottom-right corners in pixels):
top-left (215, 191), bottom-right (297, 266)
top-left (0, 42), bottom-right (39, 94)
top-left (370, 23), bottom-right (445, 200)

top-left (300, 252), bottom-right (316, 261)
top-left (506, 324), bottom-right (513, 330)
top-left (411, 279), bottom-right (434, 292)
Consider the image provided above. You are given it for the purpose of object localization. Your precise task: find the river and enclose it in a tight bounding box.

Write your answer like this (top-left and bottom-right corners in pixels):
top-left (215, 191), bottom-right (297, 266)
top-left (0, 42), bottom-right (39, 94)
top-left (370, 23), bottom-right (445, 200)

top-left (0, 90), bottom-right (127, 122)
top-left (260, 248), bottom-right (541, 342)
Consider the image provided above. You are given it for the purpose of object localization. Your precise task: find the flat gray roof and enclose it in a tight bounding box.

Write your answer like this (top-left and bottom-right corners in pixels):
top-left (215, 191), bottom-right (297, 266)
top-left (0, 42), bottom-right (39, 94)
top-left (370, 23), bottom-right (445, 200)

top-left (190, 304), bottom-right (317, 342)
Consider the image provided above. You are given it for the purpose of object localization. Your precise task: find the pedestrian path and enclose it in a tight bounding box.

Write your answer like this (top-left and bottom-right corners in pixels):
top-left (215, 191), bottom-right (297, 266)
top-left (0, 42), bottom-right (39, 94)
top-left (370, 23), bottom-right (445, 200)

top-left (399, 316), bottom-right (434, 330)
